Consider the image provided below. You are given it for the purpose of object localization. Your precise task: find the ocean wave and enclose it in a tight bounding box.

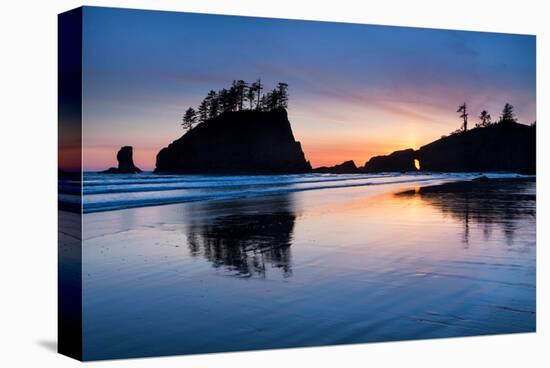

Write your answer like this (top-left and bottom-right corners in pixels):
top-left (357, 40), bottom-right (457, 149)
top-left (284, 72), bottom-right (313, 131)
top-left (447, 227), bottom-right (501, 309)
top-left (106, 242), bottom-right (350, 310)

top-left (74, 172), bottom-right (531, 213)
top-left (82, 173), bottom-right (400, 194)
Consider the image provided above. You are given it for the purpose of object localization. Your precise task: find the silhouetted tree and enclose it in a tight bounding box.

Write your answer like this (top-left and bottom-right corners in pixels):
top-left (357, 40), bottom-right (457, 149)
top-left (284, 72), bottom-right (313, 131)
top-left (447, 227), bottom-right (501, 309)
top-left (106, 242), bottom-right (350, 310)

top-left (181, 80), bottom-right (290, 129)
top-left (457, 103), bottom-right (468, 132)
top-left (206, 90), bottom-right (219, 119)
top-left (264, 89), bottom-right (280, 111)
top-left (476, 110), bottom-right (492, 128)
top-left (182, 107), bottom-right (197, 131)
top-left (197, 99), bottom-right (208, 123)
top-left (246, 83), bottom-right (257, 109)
top-left (218, 84), bottom-right (239, 112)
top-left (218, 88), bottom-right (232, 113)
top-left (254, 79), bottom-right (263, 110)
top-left (233, 80), bottom-right (248, 111)
top-left (276, 82), bottom-right (289, 109)
top-left (499, 103), bottom-right (517, 124)
top-left (259, 94), bottom-right (267, 111)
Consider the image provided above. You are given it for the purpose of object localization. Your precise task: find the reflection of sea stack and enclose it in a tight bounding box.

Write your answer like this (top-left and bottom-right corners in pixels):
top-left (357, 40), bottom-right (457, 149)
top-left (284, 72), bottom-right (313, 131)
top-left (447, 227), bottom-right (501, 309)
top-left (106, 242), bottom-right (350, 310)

top-left (396, 178), bottom-right (536, 245)
top-left (185, 195), bottom-right (296, 277)
top-left (155, 108), bottom-right (311, 174)
top-left (102, 146), bottom-right (142, 174)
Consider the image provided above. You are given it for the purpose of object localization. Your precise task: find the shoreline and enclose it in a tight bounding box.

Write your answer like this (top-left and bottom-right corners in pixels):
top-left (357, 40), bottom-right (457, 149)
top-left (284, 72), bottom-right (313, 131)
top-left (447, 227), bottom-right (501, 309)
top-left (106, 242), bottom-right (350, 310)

top-left (79, 172), bottom-right (535, 214)
top-left (80, 172), bottom-right (535, 359)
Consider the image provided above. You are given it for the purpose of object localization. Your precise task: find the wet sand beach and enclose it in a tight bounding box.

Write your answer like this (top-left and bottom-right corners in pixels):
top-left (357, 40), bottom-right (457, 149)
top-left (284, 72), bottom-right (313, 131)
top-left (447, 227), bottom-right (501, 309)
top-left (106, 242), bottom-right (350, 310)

top-left (80, 178), bottom-right (535, 360)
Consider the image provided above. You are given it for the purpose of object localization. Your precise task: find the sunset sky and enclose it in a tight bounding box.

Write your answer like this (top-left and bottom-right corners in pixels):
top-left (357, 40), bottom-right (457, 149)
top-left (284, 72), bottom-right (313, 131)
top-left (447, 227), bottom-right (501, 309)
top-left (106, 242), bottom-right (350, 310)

top-left (82, 6), bottom-right (536, 171)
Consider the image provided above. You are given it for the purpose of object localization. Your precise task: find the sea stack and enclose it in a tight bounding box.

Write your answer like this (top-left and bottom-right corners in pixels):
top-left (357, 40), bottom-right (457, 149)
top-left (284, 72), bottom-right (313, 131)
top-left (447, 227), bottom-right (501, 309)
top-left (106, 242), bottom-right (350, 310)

top-left (361, 121), bottom-right (535, 174)
top-left (102, 146), bottom-right (142, 174)
top-left (416, 121), bottom-right (535, 174)
top-left (313, 160), bottom-right (359, 174)
top-left (363, 149), bottom-right (417, 173)
top-left (154, 108), bottom-right (311, 174)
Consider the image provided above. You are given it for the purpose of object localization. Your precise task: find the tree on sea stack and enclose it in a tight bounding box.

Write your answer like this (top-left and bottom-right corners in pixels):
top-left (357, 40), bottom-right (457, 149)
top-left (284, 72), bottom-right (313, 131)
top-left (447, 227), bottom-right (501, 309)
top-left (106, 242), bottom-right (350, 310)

top-left (233, 80), bottom-right (248, 111)
top-left (181, 80), bottom-right (290, 128)
top-left (263, 84), bottom-right (289, 111)
top-left (182, 107), bottom-right (197, 132)
top-left (259, 94), bottom-right (267, 111)
top-left (253, 79), bottom-right (263, 110)
top-left (246, 81), bottom-right (257, 109)
top-left (206, 90), bottom-right (220, 119)
top-left (499, 103), bottom-right (517, 124)
top-left (218, 88), bottom-right (233, 113)
top-left (476, 110), bottom-right (492, 128)
top-left (277, 82), bottom-right (289, 109)
top-left (264, 89), bottom-right (278, 110)
top-left (197, 99), bottom-right (208, 123)
top-left (457, 103), bottom-right (468, 132)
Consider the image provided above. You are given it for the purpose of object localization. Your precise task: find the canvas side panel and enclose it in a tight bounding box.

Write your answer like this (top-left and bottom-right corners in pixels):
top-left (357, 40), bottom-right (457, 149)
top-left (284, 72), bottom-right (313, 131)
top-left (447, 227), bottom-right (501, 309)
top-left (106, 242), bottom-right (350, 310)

top-left (58, 7), bottom-right (83, 361)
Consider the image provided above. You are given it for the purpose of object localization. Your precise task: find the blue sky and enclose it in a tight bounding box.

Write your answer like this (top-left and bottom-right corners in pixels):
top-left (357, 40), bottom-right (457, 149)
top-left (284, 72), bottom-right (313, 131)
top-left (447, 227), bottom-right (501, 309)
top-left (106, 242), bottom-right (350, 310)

top-left (82, 6), bottom-right (536, 170)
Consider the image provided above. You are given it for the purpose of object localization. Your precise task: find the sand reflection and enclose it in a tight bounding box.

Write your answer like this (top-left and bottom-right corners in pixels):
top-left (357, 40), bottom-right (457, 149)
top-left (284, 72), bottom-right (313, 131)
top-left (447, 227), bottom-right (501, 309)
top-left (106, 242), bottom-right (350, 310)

top-left (185, 194), bottom-right (296, 278)
top-left (395, 179), bottom-right (536, 246)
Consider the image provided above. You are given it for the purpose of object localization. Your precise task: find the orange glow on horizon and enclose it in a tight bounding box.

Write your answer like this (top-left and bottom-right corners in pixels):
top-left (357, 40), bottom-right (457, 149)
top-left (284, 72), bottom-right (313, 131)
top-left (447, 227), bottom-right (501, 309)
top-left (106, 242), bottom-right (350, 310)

top-left (83, 146), bottom-right (161, 172)
top-left (300, 132), bottom-right (436, 168)
top-left (84, 101), bottom-right (455, 171)
top-left (83, 131), bottom-right (440, 171)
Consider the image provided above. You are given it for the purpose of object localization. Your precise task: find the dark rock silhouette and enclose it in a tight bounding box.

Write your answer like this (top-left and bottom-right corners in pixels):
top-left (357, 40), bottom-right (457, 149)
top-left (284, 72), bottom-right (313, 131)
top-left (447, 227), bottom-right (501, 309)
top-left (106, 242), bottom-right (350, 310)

top-left (362, 122), bottom-right (535, 174)
top-left (363, 148), bottom-right (417, 173)
top-left (155, 108), bottom-right (311, 174)
top-left (417, 122), bottom-right (535, 174)
top-left (313, 160), bottom-right (359, 174)
top-left (101, 146), bottom-right (142, 174)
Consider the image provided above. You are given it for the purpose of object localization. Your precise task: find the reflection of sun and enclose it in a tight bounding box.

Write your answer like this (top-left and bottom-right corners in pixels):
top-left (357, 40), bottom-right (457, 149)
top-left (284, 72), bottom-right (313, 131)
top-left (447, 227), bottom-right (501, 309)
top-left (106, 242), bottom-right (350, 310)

top-left (414, 159), bottom-right (421, 170)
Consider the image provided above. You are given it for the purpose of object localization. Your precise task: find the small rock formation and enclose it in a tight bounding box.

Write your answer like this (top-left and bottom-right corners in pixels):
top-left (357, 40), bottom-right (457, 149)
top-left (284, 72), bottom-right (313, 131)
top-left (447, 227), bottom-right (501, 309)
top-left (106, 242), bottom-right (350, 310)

top-left (313, 160), bottom-right (359, 174)
top-left (417, 121), bottom-right (535, 174)
top-left (102, 146), bottom-right (142, 174)
top-left (362, 148), bottom-right (417, 173)
top-left (155, 108), bottom-right (311, 174)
